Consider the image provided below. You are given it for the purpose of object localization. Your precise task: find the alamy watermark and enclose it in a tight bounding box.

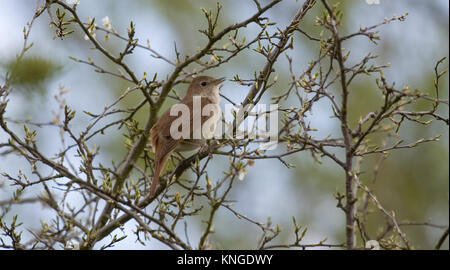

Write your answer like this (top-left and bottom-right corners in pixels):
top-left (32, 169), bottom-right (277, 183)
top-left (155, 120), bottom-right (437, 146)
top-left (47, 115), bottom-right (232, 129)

top-left (169, 96), bottom-right (279, 150)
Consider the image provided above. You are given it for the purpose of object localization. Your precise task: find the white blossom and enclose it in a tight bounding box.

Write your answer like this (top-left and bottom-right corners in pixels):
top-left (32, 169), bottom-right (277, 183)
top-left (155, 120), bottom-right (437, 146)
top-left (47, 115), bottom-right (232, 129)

top-left (366, 0), bottom-right (380, 5)
top-left (84, 17), bottom-right (96, 40)
top-left (365, 240), bottom-right (380, 250)
top-left (238, 168), bottom-right (246, 181)
top-left (102, 16), bottom-right (112, 30)
top-left (66, 0), bottom-right (79, 5)
top-left (84, 28), bottom-right (96, 40)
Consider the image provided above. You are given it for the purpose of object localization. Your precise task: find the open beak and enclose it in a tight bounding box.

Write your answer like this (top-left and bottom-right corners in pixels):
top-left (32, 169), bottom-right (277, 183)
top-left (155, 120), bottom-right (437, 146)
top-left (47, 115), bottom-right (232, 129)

top-left (213, 77), bottom-right (226, 85)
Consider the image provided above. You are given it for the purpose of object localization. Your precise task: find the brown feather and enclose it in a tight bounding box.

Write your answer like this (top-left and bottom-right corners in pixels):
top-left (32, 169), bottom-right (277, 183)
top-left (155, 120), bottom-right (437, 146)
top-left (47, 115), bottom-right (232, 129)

top-left (148, 76), bottom-right (223, 196)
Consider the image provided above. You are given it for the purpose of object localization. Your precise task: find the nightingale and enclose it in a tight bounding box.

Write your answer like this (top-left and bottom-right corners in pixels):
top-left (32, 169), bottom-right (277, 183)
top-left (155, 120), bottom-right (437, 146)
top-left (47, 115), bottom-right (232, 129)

top-left (149, 76), bottom-right (225, 196)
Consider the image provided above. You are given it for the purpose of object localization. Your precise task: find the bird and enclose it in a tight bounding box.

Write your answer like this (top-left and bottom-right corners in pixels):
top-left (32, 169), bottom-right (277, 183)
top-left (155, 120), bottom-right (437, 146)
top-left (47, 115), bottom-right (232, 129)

top-left (148, 76), bottom-right (225, 196)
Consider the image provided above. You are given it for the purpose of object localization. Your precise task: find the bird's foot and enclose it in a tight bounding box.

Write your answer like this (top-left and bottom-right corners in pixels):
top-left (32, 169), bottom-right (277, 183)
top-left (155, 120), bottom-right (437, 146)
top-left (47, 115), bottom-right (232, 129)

top-left (199, 143), bottom-right (214, 158)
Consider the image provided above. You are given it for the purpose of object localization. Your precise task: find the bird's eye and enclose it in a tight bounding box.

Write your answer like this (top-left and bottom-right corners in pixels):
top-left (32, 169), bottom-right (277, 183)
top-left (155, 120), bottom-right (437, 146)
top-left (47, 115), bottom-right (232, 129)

top-left (200, 81), bottom-right (207, 86)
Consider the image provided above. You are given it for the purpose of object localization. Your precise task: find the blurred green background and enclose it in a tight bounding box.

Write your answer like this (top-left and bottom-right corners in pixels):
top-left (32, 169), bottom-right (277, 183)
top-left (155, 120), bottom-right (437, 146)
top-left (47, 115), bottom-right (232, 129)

top-left (0, 0), bottom-right (448, 249)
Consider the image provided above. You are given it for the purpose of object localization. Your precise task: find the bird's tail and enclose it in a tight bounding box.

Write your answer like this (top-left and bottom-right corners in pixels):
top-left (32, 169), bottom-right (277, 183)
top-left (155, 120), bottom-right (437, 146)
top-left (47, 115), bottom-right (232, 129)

top-left (149, 152), bottom-right (170, 196)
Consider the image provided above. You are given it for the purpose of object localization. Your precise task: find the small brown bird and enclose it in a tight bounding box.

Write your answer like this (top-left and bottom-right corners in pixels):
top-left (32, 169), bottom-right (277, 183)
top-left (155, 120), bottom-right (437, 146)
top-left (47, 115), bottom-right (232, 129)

top-left (149, 76), bottom-right (224, 196)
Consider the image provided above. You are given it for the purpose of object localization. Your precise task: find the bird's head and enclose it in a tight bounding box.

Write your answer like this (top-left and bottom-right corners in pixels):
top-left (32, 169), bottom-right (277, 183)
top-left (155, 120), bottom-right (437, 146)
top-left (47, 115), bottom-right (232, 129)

top-left (186, 76), bottom-right (225, 97)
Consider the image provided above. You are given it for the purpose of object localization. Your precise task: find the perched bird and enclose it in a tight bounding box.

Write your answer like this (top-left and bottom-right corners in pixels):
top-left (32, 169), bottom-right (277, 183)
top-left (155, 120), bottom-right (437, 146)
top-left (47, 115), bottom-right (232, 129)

top-left (149, 76), bottom-right (225, 196)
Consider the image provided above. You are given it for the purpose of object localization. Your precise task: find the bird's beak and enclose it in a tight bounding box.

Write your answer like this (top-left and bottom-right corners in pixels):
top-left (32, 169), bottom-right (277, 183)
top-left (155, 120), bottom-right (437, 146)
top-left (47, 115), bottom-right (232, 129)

top-left (213, 77), bottom-right (226, 85)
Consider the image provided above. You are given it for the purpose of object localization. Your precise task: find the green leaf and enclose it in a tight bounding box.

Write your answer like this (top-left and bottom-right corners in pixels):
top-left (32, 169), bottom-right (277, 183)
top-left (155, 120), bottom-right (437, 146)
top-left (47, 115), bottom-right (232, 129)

top-left (3, 56), bottom-right (62, 95)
